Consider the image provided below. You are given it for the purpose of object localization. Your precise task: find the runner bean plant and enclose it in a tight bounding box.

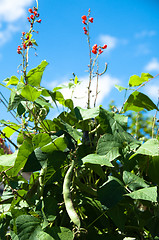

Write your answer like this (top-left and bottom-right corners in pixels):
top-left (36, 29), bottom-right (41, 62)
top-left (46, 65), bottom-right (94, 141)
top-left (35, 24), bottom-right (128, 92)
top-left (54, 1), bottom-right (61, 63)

top-left (0, 1), bottom-right (159, 239)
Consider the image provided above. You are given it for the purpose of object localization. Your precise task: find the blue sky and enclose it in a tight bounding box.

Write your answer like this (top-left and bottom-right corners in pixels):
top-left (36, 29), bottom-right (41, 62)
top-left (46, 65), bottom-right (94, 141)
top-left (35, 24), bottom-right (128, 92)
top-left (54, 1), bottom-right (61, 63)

top-left (0, 0), bottom-right (159, 122)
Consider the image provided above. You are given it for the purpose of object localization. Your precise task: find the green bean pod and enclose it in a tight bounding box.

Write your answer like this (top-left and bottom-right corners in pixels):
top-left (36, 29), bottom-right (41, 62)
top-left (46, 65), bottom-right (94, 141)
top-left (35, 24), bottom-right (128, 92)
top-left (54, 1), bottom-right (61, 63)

top-left (63, 160), bottom-right (81, 229)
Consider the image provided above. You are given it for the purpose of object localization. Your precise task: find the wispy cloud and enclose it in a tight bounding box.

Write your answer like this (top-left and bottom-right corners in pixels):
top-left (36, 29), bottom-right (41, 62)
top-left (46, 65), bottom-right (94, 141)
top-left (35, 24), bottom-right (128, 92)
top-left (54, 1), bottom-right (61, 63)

top-left (0, 0), bottom-right (34, 23)
top-left (54, 74), bottom-right (120, 108)
top-left (0, 24), bottom-right (19, 46)
top-left (99, 34), bottom-right (128, 52)
top-left (135, 43), bottom-right (151, 56)
top-left (0, 0), bottom-right (34, 48)
top-left (144, 58), bottom-right (159, 72)
top-left (135, 30), bottom-right (156, 39)
top-left (145, 84), bottom-right (159, 100)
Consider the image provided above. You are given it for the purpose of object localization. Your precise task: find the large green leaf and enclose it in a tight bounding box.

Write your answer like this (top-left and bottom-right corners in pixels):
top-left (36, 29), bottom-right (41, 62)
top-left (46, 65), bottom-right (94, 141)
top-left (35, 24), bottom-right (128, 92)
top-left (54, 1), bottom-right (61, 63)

top-left (13, 139), bottom-right (33, 176)
top-left (125, 186), bottom-right (157, 202)
top-left (46, 226), bottom-right (73, 240)
top-left (21, 85), bottom-right (42, 102)
top-left (6, 76), bottom-right (19, 87)
top-left (81, 154), bottom-right (113, 167)
top-left (129, 73), bottom-right (153, 87)
top-left (0, 151), bottom-right (18, 167)
top-left (26, 60), bottom-right (48, 87)
top-left (130, 139), bottom-right (159, 159)
top-left (123, 171), bottom-right (149, 191)
top-left (74, 106), bottom-right (100, 121)
top-left (98, 177), bottom-right (126, 209)
top-left (8, 90), bottom-right (25, 111)
top-left (124, 91), bottom-right (158, 112)
top-left (41, 135), bottom-right (67, 153)
top-left (107, 205), bottom-right (126, 232)
top-left (2, 125), bottom-right (20, 138)
top-left (15, 215), bottom-right (53, 240)
top-left (96, 133), bottom-right (121, 160)
top-left (32, 133), bottom-right (52, 149)
top-left (44, 151), bottom-right (66, 184)
top-left (23, 147), bottom-right (48, 172)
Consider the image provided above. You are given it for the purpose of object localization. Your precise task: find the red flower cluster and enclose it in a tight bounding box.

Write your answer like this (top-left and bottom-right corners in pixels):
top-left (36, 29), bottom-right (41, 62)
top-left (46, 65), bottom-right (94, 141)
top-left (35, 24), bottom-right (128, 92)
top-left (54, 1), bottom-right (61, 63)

top-left (17, 45), bottom-right (22, 54)
top-left (81, 12), bottom-right (94, 34)
top-left (92, 44), bottom-right (107, 55)
top-left (27, 7), bottom-right (41, 27)
top-left (83, 27), bottom-right (87, 35)
top-left (17, 7), bottom-right (41, 54)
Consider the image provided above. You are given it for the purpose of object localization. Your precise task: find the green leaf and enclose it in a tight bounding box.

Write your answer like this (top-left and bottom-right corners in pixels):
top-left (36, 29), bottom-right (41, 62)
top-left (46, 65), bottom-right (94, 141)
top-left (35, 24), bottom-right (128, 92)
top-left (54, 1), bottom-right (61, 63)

top-left (44, 151), bottom-right (66, 184)
top-left (6, 76), bottom-right (19, 86)
top-left (96, 134), bottom-right (121, 161)
top-left (115, 85), bottom-right (129, 92)
top-left (21, 85), bottom-right (42, 102)
top-left (74, 106), bottom-right (100, 120)
top-left (98, 177), bottom-right (126, 209)
top-left (16, 215), bottom-right (53, 240)
top-left (129, 73), bottom-right (153, 87)
top-left (8, 89), bottom-right (25, 111)
top-left (0, 151), bottom-right (18, 167)
top-left (130, 139), bottom-right (159, 159)
top-left (23, 147), bottom-right (48, 172)
top-left (107, 205), bottom-right (126, 232)
top-left (124, 91), bottom-right (158, 112)
top-left (123, 171), bottom-right (149, 191)
top-left (2, 125), bottom-right (20, 138)
top-left (81, 154), bottom-right (113, 167)
top-left (13, 139), bottom-right (33, 176)
top-left (125, 186), bottom-right (157, 202)
top-left (45, 226), bottom-right (73, 240)
top-left (41, 135), bottom-right (67, 153)
top-left (35, 96), bottom-right (53, 108)
top-left (26, 60), bottom-right (48, 87)
top-left (32, 133), bottom-right (52, 149)
top-left (43, 196), bottom-right (58, 222)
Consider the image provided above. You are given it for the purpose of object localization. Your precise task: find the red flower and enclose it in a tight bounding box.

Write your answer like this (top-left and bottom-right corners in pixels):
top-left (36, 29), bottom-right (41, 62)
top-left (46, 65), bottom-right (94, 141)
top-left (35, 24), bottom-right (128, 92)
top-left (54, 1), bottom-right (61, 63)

top-left (26, 35), bottom-right (29, 40)
top-left (92, 48), bottom-right (97, 54)
top-left (28, 41), bottom-right (33, 46)
top-left (28, 8), bottom-right (33, 13)
top-left (98, 48), bottom-right (103, 54)
top-left (83, 27), bottom-right (86, 30)
top-left (27, 17), bottom-right (31, 22)
top-left (0, 138), bottom-right (3, 144)
top-left (23, 43), bottom-right (27, 49)
top-left (93, 44), bottom-right (97, 49)
top-left (81, 15), bottom-right (87, 21)
top-left (82, 20), bottom-right (87, 25)
top-left (102, 44), bottom-right (107, 49)
top-left (30, 15), bottom-right (34, 20)
top-left (34, 11), bottom-right (38, 16)
top-left (17, 45), bottom-right (22, 50)
top-left (22, 32), bottom-right (25, 36)
top-left (84, 30), bottom-right (88, 35)
top-left (37, 19), bottom-right (42, 23)
top-left (89, 17), bottom-right (94, 23)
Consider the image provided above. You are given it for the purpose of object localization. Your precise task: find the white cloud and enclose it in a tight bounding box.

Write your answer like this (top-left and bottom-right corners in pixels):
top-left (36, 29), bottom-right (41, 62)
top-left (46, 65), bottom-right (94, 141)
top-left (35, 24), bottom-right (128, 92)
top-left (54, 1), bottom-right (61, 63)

top-left (0, 0), bottom-right (34, 47)
top-left (0, 0), bottom-right (34, 23)
top-left (0, 24), bottom-right (19, 46)
top-left (144, 58), bottom-right (159, 72)
top-left (135, 44), bottom-right (151, 56)
top-left (99, 34), bottom-right (128, 52)
top-left (145, 84), bottom-right (159, 100)
top-left (135, 30), bottom-right (156, 39)
top-left (58, 74), bottom-right (120, 108)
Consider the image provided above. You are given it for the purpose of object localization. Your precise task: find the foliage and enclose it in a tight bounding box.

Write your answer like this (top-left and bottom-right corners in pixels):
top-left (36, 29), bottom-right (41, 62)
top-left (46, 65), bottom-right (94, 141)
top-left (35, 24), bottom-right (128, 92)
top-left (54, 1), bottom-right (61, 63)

top-left (0, 2), bottom-right (159, 240)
